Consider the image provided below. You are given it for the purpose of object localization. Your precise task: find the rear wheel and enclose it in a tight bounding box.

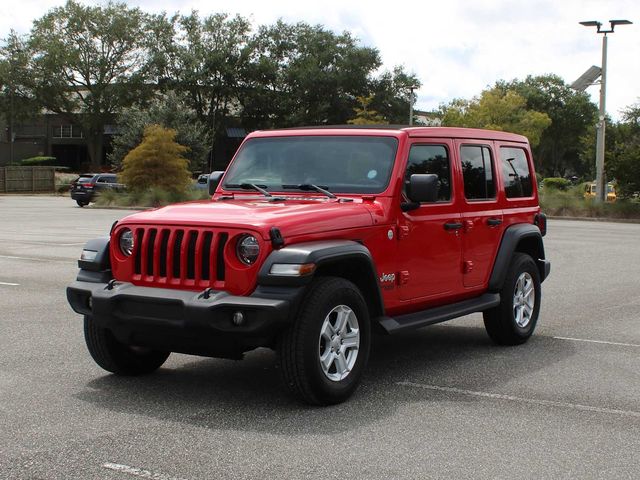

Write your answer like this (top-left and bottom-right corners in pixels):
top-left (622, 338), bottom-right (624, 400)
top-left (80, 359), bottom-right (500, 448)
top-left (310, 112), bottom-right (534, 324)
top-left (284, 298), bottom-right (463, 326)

top-left (84, 315), bottom-right (170, 375)
top-left (483, 252), bottom-right (541, 345)
top-left (279, 277), bottom-right (371, 405)
top-left (76, 200), bottom-right (88, 207)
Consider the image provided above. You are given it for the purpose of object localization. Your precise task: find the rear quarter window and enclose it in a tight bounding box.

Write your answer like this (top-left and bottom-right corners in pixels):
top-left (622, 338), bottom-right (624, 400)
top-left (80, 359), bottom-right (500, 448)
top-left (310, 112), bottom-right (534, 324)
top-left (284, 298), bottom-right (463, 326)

top-left (500, 147), bottom-right (533, 198)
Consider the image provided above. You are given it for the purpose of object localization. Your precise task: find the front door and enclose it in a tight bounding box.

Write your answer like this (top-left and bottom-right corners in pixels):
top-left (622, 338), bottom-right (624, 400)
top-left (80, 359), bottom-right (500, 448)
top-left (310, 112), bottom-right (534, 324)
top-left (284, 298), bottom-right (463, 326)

top-left (398, 141), bottom-right (464, 302)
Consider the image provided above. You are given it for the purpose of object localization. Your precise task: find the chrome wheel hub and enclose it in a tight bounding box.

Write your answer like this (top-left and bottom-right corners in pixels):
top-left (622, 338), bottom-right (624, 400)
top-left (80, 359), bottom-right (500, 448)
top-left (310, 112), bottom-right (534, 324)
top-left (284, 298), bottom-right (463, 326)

top-left (318, 305), bottom-right (360, 382)
top-left (513, 272), bottom-right (535, 328)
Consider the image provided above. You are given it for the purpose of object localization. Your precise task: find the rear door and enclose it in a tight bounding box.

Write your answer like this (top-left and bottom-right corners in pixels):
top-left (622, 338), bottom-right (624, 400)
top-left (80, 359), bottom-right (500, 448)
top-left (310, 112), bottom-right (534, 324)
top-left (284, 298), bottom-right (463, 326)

top-left (456, 142), bottom-right (504, 288)
top-left (397, 139), bottom-right (464, 302)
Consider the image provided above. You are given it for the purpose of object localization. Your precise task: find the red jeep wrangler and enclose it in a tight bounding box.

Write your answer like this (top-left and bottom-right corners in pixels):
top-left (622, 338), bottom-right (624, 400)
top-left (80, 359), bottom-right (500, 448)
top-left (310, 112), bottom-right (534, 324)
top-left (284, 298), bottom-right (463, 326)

top-left (67, 126), bottom-right (550, 405)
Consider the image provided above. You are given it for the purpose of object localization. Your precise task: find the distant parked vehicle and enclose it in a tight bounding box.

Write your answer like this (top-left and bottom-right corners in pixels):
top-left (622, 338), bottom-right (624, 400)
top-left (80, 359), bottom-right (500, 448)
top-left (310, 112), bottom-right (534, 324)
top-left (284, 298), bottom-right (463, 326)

top-left (194, 173), bottom-right (209, 189)
top-left (70, 173), bottom-right (124, 207)
top-left (584, 182), bottom-right (616, 202)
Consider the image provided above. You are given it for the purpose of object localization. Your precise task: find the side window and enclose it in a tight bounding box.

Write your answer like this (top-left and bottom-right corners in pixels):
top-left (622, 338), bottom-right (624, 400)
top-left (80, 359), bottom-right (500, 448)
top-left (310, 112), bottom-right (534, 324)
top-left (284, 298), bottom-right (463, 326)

top-left (96, 176), bottom-right (108, 183)
top-left (405, 145), bottom-right (451, 201)
top-left (500, 147), bottom-right (533, 198)
top-left (461, 145), bottom-right (495, 200)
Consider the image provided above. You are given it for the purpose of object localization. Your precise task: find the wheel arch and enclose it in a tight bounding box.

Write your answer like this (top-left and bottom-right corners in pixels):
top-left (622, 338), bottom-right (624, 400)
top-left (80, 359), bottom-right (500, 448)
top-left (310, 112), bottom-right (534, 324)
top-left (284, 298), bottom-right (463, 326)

top-left (488, 224), bottom-right (549, 292)
top-left (257, 240), bottom-right (385, 321)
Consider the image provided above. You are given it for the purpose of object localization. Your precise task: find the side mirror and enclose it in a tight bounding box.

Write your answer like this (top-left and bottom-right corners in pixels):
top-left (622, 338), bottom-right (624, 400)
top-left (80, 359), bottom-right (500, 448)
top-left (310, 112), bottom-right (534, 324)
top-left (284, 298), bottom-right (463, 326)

top-left (406, 174), bottom-right (438, 203)
top-left (208, 171), bottom-right (224, 195)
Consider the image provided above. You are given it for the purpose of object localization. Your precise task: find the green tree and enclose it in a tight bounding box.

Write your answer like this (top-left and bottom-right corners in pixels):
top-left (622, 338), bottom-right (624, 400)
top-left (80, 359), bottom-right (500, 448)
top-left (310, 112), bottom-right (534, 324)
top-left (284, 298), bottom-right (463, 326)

top-left (120, 124), bottom-right (191, 193)
top-left (369, 66), bottom-right (421, 124)
top-left (608, 103), bottom-right (640, 196)
top-left (348, 95), bottom-right (388, 125)
top-left (501, 75), bottom-right (598, 176)
top-left (0, 31), bottom-right (39, 128)
top-left (441, 87), bottom-right (551, 147)
top-left (240, 21), bottom-right (381, 129)
top-left (27, 0), bottom-right (151, 170)
top-left (109, 92), bottom-right (209, 173)
top-left (152, 12), bottom-right (252, 163)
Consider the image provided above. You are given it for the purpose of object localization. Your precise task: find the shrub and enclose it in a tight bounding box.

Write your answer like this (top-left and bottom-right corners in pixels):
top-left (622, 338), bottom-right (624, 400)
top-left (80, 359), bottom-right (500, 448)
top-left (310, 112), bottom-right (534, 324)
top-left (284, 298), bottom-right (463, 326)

top-left (21, 156), bottom-right (57, 166)
top-left (119, 125), bottom-right (191, 194)
top-left (542, 177), bottom-right (571, 191)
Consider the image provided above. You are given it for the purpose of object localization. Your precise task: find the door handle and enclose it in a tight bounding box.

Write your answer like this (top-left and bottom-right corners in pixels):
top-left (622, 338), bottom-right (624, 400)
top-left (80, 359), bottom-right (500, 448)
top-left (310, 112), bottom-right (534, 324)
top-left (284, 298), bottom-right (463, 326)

top-left (444, 222), bottom-right (463, 231)
top-left (487, 218), bottom-right (503, 226)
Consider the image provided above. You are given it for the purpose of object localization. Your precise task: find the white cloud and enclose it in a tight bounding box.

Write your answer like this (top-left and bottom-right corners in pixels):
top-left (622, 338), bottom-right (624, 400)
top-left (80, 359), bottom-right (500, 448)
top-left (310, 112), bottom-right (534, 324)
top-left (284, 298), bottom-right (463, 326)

top-left (2, 0), bottom-right (638, 119)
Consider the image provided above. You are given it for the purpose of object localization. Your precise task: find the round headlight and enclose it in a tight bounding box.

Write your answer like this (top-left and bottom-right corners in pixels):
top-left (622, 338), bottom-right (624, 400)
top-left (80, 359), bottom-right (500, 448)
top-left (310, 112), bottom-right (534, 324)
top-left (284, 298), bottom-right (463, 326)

top-left (119, 228), bottom-right (134, 256)
top-left (236, 234), bottom-right (260, 265)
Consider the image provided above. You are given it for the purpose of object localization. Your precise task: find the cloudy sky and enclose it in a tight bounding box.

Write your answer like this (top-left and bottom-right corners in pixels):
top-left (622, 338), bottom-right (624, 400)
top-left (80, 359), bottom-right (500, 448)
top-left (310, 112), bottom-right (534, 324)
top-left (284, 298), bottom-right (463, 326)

top-left (2, 0), bottom-right (638, 119)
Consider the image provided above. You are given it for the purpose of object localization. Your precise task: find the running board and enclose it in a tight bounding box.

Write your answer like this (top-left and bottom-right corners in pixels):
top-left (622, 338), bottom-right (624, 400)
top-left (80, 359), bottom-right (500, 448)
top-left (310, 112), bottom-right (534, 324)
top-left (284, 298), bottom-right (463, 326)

top-left (378, 293), bottom-right (500, 334)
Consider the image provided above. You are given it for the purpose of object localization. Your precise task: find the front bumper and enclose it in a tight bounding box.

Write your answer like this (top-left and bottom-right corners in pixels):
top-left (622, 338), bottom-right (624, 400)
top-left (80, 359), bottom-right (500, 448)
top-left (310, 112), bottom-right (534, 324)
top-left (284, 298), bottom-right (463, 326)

top-left (67, 280), bottom-right (300, 355)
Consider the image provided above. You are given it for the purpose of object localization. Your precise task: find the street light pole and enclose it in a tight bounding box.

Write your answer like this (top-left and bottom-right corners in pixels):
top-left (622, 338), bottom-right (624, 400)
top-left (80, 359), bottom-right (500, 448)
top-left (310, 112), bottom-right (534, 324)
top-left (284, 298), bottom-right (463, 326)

top-left (408, 85), bottom-right (417, 126)
top-left (579, 19), bottom-right (632, 202)
top-left (594, 32), bottom-right (607, 203)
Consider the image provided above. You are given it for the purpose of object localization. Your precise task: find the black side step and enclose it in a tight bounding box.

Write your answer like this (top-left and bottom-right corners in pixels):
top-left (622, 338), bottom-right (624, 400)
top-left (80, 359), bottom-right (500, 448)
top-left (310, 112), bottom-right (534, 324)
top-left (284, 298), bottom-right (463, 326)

top-left (378, 293), bottom-right (500, 334)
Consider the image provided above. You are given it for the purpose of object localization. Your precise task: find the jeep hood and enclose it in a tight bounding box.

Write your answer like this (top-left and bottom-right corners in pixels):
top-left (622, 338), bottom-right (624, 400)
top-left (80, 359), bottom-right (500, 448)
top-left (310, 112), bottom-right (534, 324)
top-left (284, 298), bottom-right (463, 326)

top-left (118, 198), bottom-right (375, 238)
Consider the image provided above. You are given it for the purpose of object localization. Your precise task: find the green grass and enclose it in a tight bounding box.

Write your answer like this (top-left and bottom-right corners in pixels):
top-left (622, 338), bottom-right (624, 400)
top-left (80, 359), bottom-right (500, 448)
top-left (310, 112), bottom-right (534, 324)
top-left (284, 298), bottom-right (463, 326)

top-left (540, 186), bottom-right (640, 219)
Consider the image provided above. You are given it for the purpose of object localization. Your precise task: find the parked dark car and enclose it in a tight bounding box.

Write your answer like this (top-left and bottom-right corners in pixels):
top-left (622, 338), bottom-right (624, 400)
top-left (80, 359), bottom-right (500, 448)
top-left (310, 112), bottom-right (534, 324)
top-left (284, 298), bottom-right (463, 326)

top-left (70, 173), bottom-right (124, 207)
top-left (194, 173), bottom-right (209, 189)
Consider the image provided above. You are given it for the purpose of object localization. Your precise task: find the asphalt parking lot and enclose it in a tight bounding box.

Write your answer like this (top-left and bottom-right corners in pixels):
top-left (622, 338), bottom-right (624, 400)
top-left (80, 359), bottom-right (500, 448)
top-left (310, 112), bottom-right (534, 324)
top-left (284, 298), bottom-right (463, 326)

top-left (1, 195), bottom-right (639, 479)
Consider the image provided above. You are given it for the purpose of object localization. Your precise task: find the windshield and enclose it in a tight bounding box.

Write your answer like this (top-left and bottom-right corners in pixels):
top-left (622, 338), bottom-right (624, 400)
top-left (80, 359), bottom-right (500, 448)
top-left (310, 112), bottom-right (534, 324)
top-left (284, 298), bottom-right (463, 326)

top-left (223, 136), bottom-right (398, 194)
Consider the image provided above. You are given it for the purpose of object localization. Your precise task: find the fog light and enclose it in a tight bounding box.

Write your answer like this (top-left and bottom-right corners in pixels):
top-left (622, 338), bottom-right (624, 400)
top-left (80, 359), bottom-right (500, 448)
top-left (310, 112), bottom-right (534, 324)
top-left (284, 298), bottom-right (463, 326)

top-left (232, 311), bottom-right (245, 326)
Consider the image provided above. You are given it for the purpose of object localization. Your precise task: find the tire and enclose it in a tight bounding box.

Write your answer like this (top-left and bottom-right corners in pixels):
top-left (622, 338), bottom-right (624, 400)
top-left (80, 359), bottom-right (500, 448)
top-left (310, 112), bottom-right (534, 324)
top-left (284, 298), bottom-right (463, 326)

top-left (76, 200), bottom-right (87, 207)
top-left (83, 315), bottom-right (170, 375)
top-left (483, 252), bottom-right (541, 345)
top-left (279, 277), bottom-right (371, 405)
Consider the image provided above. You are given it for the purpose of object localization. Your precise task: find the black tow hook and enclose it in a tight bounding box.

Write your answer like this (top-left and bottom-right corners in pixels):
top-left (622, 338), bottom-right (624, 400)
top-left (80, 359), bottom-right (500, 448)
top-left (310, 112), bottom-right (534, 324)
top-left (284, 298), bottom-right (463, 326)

top-left (202, 288), bottom-right (213, 299)
top-left (106, 279), bottom-right (117, 290)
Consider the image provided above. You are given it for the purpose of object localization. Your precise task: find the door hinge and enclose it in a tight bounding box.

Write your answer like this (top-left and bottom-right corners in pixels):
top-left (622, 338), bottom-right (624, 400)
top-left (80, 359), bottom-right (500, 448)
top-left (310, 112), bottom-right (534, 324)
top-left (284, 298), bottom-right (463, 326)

top-left (399, 270), bottom-right (410, 285)
top-left (464, 220), bottom-right (474, 232)
top-left (463, 260), bottom-right (474, 274)
top-left (397, 225), bottom-right (410, 240)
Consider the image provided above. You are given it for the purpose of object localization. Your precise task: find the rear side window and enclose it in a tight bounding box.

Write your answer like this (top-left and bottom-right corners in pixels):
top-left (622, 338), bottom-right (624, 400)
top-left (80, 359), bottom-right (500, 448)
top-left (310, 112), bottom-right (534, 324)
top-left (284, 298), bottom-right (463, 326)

top-left (77, 175), bottom-right (94, 184)
top-left (500, 147), bottom-right (533, 198)
top-left (405, 145), bottom-right (451, 201)
top-left (461, 145), bottom-right (495, 200)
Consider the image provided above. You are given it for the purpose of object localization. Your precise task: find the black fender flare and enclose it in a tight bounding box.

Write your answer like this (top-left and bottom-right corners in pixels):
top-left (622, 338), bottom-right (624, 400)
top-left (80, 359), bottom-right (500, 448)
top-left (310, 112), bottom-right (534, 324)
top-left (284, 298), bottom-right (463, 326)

top-left (488, 224), bottom-right (549, 292)
top-left (76, 237), bottom-right (113, 283)
top-left (257, 240), bottom-right (385, 318)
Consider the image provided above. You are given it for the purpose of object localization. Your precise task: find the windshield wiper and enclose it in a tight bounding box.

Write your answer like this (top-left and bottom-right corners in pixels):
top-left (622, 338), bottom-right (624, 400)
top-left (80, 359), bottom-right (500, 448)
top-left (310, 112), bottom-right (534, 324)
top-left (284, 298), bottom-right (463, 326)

top-left (225, 183), bottom-right (287, 202)
top-left (225, 183), bottom-right (273, 198)
top-left (282, 184), bottom-right (336, 199)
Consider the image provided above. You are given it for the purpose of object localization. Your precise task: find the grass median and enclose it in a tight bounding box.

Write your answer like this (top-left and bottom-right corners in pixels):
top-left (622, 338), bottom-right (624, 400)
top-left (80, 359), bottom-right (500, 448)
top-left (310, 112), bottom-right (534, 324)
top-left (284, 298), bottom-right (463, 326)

top-left (540, 188), bottom-right (640, 220)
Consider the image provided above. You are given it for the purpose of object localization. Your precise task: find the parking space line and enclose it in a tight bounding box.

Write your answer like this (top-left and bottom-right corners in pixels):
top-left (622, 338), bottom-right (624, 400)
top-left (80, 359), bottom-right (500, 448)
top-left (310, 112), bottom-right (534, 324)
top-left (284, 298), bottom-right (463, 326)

top-left (0, 281), bottom-right (19, 286)
top-left (397, 381), bottom-right (640, 419)
top-left (102, 462), bottom-right (188, 480)
top-left (0, 254), bottom-right (71, 263)
top-left (553, 336), bottom-right (640, 348)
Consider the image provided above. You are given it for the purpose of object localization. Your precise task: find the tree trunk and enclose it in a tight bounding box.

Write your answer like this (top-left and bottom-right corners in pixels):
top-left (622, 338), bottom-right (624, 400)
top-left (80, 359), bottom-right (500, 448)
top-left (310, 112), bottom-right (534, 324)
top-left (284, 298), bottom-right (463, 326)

top-left (86, 128), bottom-right (104, 171)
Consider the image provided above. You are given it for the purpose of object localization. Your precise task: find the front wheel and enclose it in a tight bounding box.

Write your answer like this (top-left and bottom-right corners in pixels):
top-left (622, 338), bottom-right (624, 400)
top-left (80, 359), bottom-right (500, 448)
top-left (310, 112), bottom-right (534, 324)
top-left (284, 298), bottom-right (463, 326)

top-left (84, 315), bottom-right (170, 375)
top-left (483, 252), bottom-right (541, 345)
top-left (279, 277), bottom-right (371, 405)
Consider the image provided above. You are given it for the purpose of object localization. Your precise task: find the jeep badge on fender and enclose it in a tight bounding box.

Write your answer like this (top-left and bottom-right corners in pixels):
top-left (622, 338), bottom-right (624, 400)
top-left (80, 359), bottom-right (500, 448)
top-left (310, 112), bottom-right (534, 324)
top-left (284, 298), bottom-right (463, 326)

top-left (67, 126), bottom-right (550, 405)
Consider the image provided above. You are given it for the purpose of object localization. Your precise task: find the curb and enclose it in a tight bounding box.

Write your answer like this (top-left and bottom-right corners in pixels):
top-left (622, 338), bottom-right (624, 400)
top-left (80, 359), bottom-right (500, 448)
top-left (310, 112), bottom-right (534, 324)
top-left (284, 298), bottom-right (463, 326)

top-left (88, 205), bottom-right (150, 211)
top-left (548, 216), bottom-right (640, 224)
